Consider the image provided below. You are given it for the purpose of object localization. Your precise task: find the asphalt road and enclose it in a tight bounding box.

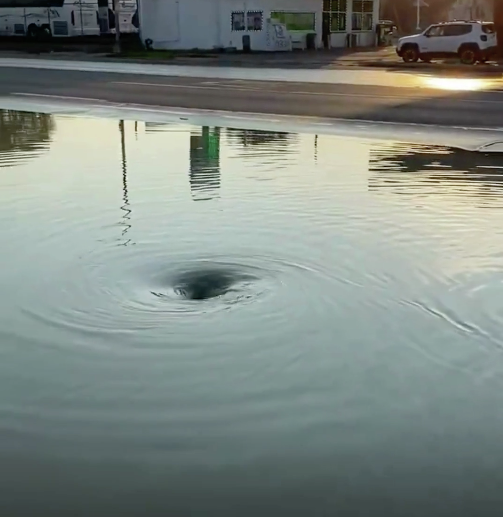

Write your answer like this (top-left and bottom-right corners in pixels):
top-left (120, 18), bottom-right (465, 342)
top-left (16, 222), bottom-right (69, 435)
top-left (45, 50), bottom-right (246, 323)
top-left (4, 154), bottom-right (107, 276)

top-left (1, 66), bottom-right (503, 127)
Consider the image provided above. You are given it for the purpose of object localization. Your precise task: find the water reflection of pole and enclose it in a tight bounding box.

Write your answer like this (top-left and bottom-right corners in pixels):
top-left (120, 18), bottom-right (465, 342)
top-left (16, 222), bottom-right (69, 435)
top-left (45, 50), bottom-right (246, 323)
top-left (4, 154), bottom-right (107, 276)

top-left (119, 119), bottom-right (132, 245)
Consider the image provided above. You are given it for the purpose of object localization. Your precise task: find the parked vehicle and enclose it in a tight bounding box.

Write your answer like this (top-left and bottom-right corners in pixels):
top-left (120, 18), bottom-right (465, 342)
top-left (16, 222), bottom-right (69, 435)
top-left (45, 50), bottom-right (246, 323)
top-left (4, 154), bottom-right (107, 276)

top-left (396, 20), bottom-right (498, 65)
top-left (0, 0), bottom-right (100, 38)
top-left (376, 20), bottom-right (397, 46)
top-left (97, 0), bottom-right (138, 34)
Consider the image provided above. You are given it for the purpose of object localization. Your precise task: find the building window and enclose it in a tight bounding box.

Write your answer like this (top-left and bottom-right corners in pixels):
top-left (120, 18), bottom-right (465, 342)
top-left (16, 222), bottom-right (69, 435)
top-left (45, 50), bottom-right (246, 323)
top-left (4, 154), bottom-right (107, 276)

top-left (231, 11), bottom-right (245, 31)
top-left (270, 11), bottom-right (316, 31)
top-left (351, 0), bottom-right (373, 31)
top-left (247, 11), bottom-right (263, 31)
top-left (322, 0), bottom-right (347, 32)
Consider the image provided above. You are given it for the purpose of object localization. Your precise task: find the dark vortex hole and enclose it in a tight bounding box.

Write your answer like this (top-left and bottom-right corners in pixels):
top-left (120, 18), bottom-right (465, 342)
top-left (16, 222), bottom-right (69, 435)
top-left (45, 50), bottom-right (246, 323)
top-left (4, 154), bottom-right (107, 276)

top-left (173, 269), bottom-right (239, 300)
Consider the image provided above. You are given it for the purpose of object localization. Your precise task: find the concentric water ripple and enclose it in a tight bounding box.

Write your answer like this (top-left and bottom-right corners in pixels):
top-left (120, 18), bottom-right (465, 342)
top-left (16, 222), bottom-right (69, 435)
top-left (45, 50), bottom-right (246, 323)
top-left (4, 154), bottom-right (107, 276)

top-left (17, 240), bottom-right (350, 355)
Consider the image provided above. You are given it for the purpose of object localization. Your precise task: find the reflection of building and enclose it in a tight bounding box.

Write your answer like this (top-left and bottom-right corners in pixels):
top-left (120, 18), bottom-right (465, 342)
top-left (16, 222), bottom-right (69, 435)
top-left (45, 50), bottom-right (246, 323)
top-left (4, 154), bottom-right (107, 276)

top-left (226, 128), bottom-right (299, 169)
top-left (226, 128), bottom-right (298, 169)
top-left (144, 122), bottom-right (177, 133)
top-left (0, 110), bottom-right (55, 168)
top-left (226, 128), bottom-right (296, 158)
top-left (189, 126), bottom-right (221, 201)
top-left (369, 141), bottom-right (503, 198)
top-left (227, 128), bottom-right (292, 149)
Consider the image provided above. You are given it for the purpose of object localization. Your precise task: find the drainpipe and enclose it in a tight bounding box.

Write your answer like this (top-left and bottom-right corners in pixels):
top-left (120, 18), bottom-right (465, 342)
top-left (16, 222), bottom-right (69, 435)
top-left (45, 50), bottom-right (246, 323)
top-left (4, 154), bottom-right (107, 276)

top-left (244, 0), bottom-right (247, 47)
top-left (113, 0), bottom-right (121, 53)
top-left (137, 0), bottom-right (143, 45)
top-left (214, 0), bottom-right (221, 48)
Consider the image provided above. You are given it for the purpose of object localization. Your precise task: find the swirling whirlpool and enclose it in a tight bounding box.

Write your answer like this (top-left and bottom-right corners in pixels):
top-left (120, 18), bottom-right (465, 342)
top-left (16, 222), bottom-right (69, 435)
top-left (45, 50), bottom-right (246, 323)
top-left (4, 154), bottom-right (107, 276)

top-left (10, 241), bottom-right (346, 356)
top-left (153, 263), bottom-right (262, 301)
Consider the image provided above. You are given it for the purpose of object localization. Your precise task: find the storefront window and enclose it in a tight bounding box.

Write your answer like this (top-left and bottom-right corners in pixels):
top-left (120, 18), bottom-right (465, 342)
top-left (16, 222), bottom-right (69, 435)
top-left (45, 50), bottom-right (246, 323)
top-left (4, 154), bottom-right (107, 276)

top-left (270, 11), bottom-right (316, 31)
top-left (231, 11), bottom-right (245, 31)
top-left (351, 0), bottom-right (373, 31)
top-left (247, 11), bottom-right (263, 31)
top-left (322, 0), bottom-right (347, 33)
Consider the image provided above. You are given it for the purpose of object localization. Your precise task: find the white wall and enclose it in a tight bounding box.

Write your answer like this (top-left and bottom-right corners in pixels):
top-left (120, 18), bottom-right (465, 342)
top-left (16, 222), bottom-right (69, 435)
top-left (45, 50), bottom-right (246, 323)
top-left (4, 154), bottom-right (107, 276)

top-left (140, 0), bottom-right (218, 50)
top-left (140, 0), bottom-right (322, 50)
top-left (448, 0), bottom-right (493, 21)
top-left (220, 0), bottom-right (323, 50)
top-left (140, 0), bottom-right (380, 50)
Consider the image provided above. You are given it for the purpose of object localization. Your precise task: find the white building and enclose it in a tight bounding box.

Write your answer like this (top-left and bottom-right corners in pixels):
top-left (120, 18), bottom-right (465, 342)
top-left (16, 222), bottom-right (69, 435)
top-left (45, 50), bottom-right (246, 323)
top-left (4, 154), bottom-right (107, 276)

top-left (448, 0), bottom-right (493, 21)
top-left (139, 0), bottom-right (380, 52)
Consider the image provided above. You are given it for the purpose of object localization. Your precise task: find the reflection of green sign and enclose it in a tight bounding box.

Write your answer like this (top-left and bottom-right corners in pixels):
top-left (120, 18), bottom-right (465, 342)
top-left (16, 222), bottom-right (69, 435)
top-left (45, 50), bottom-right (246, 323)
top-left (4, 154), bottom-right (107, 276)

top-left (202, 126), bottom-right (220, 160)
top-left (270, 11), bottom-right (316, 31)
top-left (207, 133), bottom-right (219, 160)
top-left (190, 126), bottom-right (220, 200)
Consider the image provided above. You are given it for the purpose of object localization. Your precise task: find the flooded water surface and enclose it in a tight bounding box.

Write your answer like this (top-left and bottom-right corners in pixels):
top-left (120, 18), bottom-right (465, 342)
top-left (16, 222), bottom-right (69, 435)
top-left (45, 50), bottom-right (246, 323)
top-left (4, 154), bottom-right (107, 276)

top-left (2, 109), bottom-right (503, 516)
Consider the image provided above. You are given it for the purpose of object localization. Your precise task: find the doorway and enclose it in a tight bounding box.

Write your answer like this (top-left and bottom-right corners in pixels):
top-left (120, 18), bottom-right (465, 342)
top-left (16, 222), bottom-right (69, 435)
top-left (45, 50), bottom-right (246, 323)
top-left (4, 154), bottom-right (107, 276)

top-left (322, 12), bottom-right (330, 49)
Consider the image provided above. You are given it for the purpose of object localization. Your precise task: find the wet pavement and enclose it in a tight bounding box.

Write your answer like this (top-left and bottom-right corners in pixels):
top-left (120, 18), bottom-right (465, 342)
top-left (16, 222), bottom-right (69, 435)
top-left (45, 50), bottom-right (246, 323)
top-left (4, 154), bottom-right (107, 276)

top-left (1, 64), bottom-right (503, 128)
top-left (2, 56), bottom-right (503, 88)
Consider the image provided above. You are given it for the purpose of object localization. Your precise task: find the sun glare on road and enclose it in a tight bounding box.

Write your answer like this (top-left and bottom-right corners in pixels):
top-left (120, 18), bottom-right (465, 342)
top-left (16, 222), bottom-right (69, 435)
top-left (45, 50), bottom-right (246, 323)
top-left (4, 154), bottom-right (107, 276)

top-left (422, 77), bottom-right (491, 91)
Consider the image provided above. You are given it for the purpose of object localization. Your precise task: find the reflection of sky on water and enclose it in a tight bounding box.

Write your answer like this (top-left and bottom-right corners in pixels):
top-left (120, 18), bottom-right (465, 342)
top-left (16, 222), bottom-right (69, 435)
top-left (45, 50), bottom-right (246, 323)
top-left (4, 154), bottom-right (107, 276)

top-left (368, 140), bottom-right (503, 277)
top-left (4, 110), bottom-right (503, 279)
top-left (3, 111), bottom-right (503, 517)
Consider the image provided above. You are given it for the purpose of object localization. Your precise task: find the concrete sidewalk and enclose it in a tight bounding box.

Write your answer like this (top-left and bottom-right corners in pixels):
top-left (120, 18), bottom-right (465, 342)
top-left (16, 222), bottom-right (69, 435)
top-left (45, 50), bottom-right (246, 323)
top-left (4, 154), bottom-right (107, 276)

top-left (0, 46), bottom-right (398, 68)
top-left (168, 47), bottom-right (402, 68)
top-left (1, 46), bottom-right (502, 74)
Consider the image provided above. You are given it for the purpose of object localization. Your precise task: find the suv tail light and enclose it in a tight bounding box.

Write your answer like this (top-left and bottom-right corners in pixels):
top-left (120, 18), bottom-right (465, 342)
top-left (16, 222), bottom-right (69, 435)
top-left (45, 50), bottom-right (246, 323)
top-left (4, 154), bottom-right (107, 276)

top-left (481, 35), bottom-right (488, 41)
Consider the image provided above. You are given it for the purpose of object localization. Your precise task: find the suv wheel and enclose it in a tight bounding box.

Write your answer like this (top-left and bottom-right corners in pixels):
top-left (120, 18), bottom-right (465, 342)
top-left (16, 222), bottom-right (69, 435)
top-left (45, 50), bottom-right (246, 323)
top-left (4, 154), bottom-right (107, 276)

top-left (459, 45), bottom-right (479, 65)
top-left (402, 45), bottom-right (419, 63)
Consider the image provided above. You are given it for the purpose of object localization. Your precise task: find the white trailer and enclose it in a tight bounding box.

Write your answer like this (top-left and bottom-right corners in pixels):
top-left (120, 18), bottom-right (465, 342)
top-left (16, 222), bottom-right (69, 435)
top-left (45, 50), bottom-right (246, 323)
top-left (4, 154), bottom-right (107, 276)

top-left (97, 0), bottom-right (138, 34)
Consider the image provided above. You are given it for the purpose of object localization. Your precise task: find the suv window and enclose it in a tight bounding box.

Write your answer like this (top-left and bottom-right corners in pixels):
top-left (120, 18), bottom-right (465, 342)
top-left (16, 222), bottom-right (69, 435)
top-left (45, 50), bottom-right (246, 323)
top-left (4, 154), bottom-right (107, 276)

top-left (425, 25), bottom-right (442, 37)
top-left (443, 24), bottom-right (472, 36)
top-left (482, 23), bottom-right (495, 34)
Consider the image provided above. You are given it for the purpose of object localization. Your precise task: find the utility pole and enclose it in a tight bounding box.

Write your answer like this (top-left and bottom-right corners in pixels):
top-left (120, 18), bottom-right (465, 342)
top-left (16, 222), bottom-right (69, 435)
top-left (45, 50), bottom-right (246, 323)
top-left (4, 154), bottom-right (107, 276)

top-left (414, 0), bottom-right (429, 32)
top-left (113, 0), bottom-right (121, 54)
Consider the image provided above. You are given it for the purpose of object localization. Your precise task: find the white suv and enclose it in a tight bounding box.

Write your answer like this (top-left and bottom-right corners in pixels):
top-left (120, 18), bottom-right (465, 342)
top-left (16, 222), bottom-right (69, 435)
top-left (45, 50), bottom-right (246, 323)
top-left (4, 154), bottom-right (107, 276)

top-left (396, 21), bottom-right (498, 65)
